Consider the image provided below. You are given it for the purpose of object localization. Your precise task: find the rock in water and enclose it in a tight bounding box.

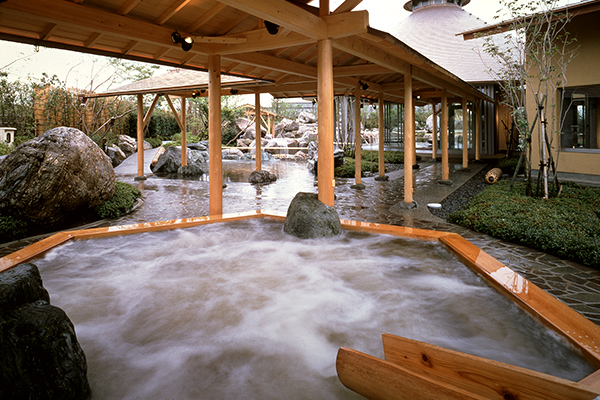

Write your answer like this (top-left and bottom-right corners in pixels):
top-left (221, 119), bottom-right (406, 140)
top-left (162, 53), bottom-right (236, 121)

top-left (283, 192), bottom-right (342, 239)
top-left (0, 126), bottom-right (115, 225)
top-left (0, 263), bottom-right (91, 400)
top-left (248, 170), bottom-right (277, 184)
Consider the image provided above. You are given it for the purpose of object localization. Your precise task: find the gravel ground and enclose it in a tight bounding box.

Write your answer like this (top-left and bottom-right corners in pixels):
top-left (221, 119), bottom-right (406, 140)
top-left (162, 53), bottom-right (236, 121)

top-left (429, 165), bottom-right (490, 220)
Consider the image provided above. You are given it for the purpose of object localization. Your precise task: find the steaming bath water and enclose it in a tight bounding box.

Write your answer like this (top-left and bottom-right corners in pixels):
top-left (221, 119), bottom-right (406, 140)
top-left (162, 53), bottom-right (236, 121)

top-left (33, 219), bottom-right (592, 399)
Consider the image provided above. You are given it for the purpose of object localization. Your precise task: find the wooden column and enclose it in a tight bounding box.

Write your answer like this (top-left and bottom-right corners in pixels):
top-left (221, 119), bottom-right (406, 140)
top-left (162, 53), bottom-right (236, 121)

top-left (378, 95), bottom-right (385, 177)
top-left (462, 97), bottom-right (468, 169)
top-left (404, 68), bottom-right (414, 204)
top-left (317, 38), bottom-right (335, 206)
top-left (136, 94), bottom-right (144, 178)
top-left (354, 82), bottom-right (361, 185)
top-left (181, 97), bottom-right (187, 167)
top-left (255, 92), bottom-right (262, 171)
top-left (209, 55), bottom-right (223, 216)
top-left (431, 102), bottom-right (438, 161)
top-left (475, 100), bottom-right (481, 161)
top-left (441, 89), bottom-right (449, 181)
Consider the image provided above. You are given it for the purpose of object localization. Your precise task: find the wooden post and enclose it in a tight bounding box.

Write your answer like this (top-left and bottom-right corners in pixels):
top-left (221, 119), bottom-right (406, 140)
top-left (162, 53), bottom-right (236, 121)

top-left (431, 102), bottom-right (438, 161)
top-left (181, 97), bottom-right (187, 167)
top-left (255, 92), bottom-right (262, 171)
top-left (317, 38), bottom-right (335, 206)
top-left (441, 89), bottom-right (449, 181)
top-left (404, 69), bottom-right (414, 204)
top-left (462, 97), bottom-right (468, 169)
top-left (378, 95), bottom-right (385, 177)
top-left (136, 94), bottom-right (144, 178)
top-left (354, 81), bottom-right (361, 185)
top-left (475, 100), bottom-right (481, 161)
top-left (209, 55), bottom-right (223, 216)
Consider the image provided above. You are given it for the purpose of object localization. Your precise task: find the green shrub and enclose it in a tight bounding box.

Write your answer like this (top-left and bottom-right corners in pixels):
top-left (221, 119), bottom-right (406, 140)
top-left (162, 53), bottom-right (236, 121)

top-left (498, 155), bottom-right (525, 175)
top-left (335, 157), bottom-right (380, 178)
top-left (0, 215), bottom-right (29, 243)
top-left (94, 181), bottom-right (142, 219)
top-left (145, 137), bottom-right (162, 148)
top-left (360, 150), bottom-right (420, 164)
top-left (448, 181), bottom-right (600, 268)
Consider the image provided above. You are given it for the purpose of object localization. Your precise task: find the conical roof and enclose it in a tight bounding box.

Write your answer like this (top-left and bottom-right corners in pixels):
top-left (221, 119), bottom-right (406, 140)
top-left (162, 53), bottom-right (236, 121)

top-left (390, 3), bottom-right (501, 84)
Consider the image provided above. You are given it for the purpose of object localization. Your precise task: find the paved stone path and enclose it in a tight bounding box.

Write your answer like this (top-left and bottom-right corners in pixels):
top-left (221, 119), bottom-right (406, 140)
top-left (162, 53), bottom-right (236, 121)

top-left (2, 152), bottom-right (599, 325)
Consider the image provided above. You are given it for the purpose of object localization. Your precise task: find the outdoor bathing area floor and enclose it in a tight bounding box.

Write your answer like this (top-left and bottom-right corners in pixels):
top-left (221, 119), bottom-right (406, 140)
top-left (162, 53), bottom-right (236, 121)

top-left (2, 148), bottom-right (600, 325)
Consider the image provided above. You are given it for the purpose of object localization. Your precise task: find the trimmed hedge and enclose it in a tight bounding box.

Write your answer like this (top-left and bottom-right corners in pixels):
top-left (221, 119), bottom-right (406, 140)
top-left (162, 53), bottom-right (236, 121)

top-left (94, 181), bottom-right (142, 219)
top-left (448, 181), bottom-right (600, 268)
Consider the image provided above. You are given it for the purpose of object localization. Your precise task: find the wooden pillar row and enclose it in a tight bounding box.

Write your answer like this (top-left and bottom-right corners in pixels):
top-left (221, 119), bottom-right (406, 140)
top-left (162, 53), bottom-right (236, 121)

top-left (136, 94), bottom-right (144, 178)
top-left (209, 55), bottom-right (223, 216)
top-left (317, 38), bottom-right (335, 206)
top-left (462, 97), bottom-right (468, 169)
top-left (378, 95), bottom-right (385, 177)
top-left (441, 89), bottom-right (449, 181)
top-left (255, 92), bottom-right (262, 171)
top-left (404, 68), bottom-right (414, 204)
top-left (354, 82), bottom-right (361, 185)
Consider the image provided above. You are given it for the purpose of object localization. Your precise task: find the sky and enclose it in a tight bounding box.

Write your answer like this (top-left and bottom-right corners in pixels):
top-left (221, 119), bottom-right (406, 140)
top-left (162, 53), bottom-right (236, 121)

top-left (0, 0), bottom-right (578, 92)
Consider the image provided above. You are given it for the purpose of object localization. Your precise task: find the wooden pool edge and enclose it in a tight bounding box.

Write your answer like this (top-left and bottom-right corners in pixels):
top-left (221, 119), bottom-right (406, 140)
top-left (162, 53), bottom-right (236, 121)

top-left (2, 210), bottom-right (600, 373)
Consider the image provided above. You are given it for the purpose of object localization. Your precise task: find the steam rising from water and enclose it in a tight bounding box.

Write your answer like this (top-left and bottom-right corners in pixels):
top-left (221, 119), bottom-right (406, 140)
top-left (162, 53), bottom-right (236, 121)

top-left (34, 219), bottom-right (593, 399)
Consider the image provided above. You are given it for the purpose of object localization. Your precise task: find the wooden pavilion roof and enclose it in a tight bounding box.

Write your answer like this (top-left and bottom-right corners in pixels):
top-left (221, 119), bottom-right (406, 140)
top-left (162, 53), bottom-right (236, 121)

top-left (0, 0), bottom-right (491, 104)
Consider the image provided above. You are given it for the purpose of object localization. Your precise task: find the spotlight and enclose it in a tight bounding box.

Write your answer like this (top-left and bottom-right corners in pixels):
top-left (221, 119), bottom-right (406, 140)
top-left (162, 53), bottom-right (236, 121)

top-left (264, 21), bottom-right (280, 35)
top-left (312, 98), bottom-right (316, 105)
top-left (171, 31), bottom-right (194, 51)
top-left (359, 80), bottom-right (369, 91)
top-left (191, 91), bottom-right (201, 98)
top-left (230, 89), bottom-right (239, 95)
top-left (200, 89), bottom-right (206, 94)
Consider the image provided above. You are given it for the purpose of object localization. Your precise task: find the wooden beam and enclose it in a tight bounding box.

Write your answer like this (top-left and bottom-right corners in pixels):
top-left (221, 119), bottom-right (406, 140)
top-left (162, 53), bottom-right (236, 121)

top-left (40, 23), bottom-right (58, 40)
top-left (212, 29), bottom-right (313, 55)
top-left (165, 95), bottom-right (184, 132)
top-left (186, 3), bottom-right (226, 33)
top-left (0, 0), bottom-right (211, 55)
top-left (333, 36), bottom-right (411, 75)
top-left (333, 0), bottom-right (363, 14)
top-left (317, 38), bottom-right (335, 206)
top-left (334, 63), bottom-right (390, 77)
top-left (84, 32), bottom-right (102, 48)
top-left (225, 52), bottom-right (317, 79)
top-left (118, 0), bottom-right (141, 15)
top-left (208, 54), bottom-right (223, 216)
top-left (324, 10), bottom-right (368, 39)
top-left (143, 94), bottom-right (161, 129)
top-left (154, 0), bottom-right (193, 25)
top-left (217, 0), bottom-right (327, 39)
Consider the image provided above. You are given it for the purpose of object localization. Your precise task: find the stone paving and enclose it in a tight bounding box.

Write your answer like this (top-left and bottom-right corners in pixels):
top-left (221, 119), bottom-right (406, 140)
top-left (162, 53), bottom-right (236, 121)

top-left (2, 150), bottom-right (600, 325)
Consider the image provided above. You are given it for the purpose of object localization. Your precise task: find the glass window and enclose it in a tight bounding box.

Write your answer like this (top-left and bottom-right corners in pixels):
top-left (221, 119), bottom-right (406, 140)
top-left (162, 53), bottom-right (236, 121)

top-left (561, 86), bottom-right (600, 150)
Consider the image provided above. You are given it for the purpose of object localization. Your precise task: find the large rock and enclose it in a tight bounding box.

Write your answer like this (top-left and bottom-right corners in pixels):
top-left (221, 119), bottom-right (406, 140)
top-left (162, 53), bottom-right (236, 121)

top-left (0, 127), bottom-right (115, 225)
top-left (283, 192), bottom-right (342, 239)
top-left (307, 145), bottom-right (345, 175)
top-left (298, 111), bottom-right (317, 124)
top-left (248, 170), bottom-right (277, 185)
top-left (106, 145), bottom-right (127, 167)
top-left (117, 134), bottom-right (137, 156)
top-left (151, 146), bottom-right (206, 174)
top-left (0, 263), bottom-right (91, 400)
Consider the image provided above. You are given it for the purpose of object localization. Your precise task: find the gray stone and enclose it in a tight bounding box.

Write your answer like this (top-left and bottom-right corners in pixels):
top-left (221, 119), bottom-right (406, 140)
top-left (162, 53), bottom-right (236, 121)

top-left (248, 170), bottom-right (277, 185)
top-left (151, 146), bottom-right (181, 174)
top-left (0, 263), bottom-right (91, 400)
top-left (283, 192), bottom-right (342, 239)
top-left (188, 142), bottom-right (208, 151)
top-left (106, 145), bottom-right (127, 167)
top-left (298, 111), bottom-right (317, 124)
top-left (178, 164), bottom-right (204, 178)
top-left (117, 134), bottom-right (137, 156)
top-left (0, 127), bottom-right (115, 226)
top-left (143, 140), bottom-right (153, 150)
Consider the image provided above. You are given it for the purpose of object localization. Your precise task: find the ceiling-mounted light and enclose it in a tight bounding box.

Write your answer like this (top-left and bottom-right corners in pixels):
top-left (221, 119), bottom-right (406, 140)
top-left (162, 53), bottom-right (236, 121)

top-left (191, 91), bottom-right (201, 98)
top-left (230, 89), bottom-right (239, 95)
top-left (171, 30), bottom-right (194, 51)
top-left (264, 21), bottom-right (280, 35)
top-left (311, 98), bottom-right (317, 105)
top-left (200, 89), bottom-right (206, 94)
top-left (359, 80), bottom-right (369, 91)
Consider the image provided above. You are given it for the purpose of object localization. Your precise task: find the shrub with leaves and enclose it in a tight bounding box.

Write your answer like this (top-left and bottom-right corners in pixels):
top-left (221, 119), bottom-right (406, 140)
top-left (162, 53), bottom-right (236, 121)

top-left (335, 157), bottom-right (379, 178)
top-left (94, 181), bottom-right (142, 219)
top-left (448, 181), bottom-right (600, 268)
top-left (0, 215), bottom-right (29, 243)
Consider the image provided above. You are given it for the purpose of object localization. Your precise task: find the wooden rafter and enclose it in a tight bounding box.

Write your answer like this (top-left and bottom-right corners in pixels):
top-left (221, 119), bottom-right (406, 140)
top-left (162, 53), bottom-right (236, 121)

top-left (154, 0), bottom-right (193, 25)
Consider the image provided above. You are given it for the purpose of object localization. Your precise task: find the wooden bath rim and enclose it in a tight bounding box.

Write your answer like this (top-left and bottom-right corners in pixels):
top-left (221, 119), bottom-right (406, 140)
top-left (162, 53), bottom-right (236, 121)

top-left (2, 210), bottom-right (600, 395)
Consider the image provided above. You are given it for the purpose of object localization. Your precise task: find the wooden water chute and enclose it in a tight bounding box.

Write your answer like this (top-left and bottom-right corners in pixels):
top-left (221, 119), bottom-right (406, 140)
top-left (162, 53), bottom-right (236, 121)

top-left (336, 334), bottom-right (600, 400)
